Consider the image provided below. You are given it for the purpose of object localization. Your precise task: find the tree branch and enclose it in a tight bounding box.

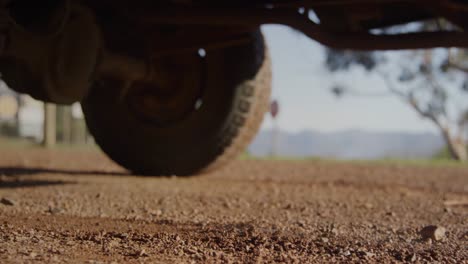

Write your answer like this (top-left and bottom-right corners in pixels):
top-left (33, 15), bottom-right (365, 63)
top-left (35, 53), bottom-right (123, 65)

top-left (447, 62), bottom-right (468, 73)
top-left (376, 68), bottom-right (445, 128)
top-left (375, 70), bottom-right (407, 99)
top-left (447, 48), bottom-right (468, 73)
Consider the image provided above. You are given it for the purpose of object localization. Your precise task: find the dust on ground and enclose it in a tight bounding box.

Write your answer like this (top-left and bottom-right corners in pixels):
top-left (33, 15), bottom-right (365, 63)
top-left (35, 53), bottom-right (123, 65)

top-left (0, 149), bottom-right (467, 263)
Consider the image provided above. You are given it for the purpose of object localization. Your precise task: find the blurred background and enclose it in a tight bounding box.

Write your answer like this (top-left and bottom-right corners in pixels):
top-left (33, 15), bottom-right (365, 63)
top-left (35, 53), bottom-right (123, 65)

top-left (1, 24), bottom-right (467, 163)
top-left (0, 81), bottom-right (91, 147)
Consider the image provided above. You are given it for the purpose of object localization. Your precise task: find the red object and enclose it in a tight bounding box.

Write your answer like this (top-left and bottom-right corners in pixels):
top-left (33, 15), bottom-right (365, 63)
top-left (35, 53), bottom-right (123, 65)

top-left (270, 100), bottom-right (279, 118)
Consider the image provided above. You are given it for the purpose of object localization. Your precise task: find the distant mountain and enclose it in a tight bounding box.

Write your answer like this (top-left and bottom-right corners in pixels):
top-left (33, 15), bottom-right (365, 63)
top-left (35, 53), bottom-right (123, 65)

top-left (248, 129), bottom-right (445, 159)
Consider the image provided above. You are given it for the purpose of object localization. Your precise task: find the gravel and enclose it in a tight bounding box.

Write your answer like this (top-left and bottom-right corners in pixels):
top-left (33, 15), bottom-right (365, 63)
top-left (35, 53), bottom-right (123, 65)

top-left (0, 197), bottom-right (15, 206)
top-left (0, 148), bottom-right (467, 263)
top-left (420, 225), bottom-right (447, 241)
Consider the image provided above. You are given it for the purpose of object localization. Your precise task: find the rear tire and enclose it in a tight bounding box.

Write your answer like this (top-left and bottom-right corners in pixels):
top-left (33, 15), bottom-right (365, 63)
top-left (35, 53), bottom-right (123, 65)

top-left (81, 30), bottom-right (271, 176)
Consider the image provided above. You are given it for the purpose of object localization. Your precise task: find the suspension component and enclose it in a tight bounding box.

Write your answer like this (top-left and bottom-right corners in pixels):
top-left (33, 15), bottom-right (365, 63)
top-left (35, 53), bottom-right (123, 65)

top-left (0, 1), bottom-right (100, 104)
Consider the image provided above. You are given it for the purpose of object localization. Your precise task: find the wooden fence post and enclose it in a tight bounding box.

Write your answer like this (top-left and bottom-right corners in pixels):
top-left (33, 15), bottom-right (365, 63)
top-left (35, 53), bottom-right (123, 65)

top-left (43, 103), bottom-right (56, 147)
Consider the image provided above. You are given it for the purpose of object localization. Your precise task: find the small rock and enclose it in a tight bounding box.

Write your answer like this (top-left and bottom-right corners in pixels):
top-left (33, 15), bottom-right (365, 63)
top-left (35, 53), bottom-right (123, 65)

top-left (420, 225), bottom-right (446, 241)
top-left (151, 209), bottom-right (162, 216)
top-left (186, 247), bottom-right (198, 255)
top-left (29, 252), bottom-right (37, 258)
top-left (139, 249), bottom-right (148, 257)
top-left (0, 197), bottom-right (15, 206)
top-left (365, 252), bottom-right (375, 258)
top-left (331, 228), bottom-right (339, 236)
top-left (222, 201), bottom-right (232, 209)
top-left (321, 237), bottom-right (329, 243)
top-left (297, 220), bottom-right (306, 227)
top-left (47, 207), bottom-right (62, 215)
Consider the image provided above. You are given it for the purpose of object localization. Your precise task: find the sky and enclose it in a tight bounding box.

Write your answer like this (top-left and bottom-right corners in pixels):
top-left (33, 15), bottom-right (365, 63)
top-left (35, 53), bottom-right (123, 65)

top-left (260, 25), bottom-right (438, 134)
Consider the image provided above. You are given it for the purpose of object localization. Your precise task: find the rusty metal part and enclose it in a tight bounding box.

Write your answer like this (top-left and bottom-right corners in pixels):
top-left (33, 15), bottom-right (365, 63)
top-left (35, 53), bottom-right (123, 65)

top-left (131, 5), bottom-right (468, 50)
top-left (94, 0), bottom-right (468, 83)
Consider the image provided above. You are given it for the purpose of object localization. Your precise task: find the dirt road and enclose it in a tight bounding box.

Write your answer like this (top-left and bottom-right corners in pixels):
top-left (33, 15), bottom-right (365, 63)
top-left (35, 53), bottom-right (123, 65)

top-left (0, 148), bottom-right (467, 263)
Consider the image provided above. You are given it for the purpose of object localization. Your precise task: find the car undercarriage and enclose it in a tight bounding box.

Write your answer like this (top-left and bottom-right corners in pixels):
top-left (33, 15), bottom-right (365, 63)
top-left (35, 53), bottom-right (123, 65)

top-left (1, 0), bottom-right (467, 175)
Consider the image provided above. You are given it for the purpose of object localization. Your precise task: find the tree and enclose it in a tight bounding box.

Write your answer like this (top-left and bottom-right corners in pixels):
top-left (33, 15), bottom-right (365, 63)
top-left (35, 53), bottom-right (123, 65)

top-left (325, 22), bottom-right (468, 161)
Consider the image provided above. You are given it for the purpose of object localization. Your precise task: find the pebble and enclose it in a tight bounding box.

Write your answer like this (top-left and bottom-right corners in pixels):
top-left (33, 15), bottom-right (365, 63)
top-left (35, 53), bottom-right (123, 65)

top-left (420, 225), bottom-right (446, 241)
top-left (139, 249), bottom-right (148, 257)
top-left (297, 220), bottom-right (306, 227)
top-left (0, 197), bottom-right (15, 206)
top-left (151, 209), bottom-right (163, 216)
top-left (331, 228), bottom-right (339, 235)
top-left (47, 207), bottom-right (62, 215)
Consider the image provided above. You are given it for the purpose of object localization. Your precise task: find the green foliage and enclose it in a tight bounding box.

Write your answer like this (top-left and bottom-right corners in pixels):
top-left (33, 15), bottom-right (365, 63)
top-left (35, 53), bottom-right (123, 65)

top-left (325, 49), bottom-right (378, 72)
top-left (433, 147), bottom-right (452, 160)
top-left (0, 136), bottom-right (36, 148)
top-left (241, 153), bottom-right (465, 167)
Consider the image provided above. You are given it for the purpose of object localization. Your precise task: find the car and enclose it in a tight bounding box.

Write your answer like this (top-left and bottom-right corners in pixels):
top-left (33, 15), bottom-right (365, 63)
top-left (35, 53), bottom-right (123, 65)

top-left (0, 0), bottom-right (467, 175)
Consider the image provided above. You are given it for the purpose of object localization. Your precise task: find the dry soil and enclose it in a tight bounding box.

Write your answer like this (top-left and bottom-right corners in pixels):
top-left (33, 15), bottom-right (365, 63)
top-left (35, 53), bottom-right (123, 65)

top-left (0, 148), bottom-right (467, 263)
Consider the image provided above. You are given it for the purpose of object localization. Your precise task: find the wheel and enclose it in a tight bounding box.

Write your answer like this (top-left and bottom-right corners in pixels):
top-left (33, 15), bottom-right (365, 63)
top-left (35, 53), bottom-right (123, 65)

top-left (81, 29), bottom-right (271, 176)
